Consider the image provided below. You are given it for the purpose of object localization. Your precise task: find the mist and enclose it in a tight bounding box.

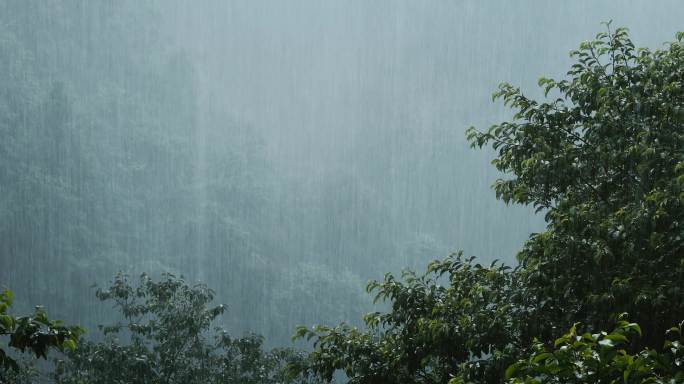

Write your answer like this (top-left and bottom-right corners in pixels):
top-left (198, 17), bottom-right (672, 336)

top-left (2, 0), bottom-right (683, 351)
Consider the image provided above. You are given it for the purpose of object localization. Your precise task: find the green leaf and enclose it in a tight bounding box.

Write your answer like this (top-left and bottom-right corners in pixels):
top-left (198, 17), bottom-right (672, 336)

top-left (505, 362), bottom-right (522, 379)
top-left (603, 333), bottom-right (628, 344)
top-left (0, 314), bottom-right (14, 330)
top-left (532, 352), bottom-right (552, 363)
top-left (63, 338), bottom-right (77, 352)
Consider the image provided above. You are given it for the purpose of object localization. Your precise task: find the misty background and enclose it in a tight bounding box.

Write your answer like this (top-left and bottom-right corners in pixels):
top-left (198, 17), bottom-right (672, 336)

top-left (1, 0), bottom-right (683, 347)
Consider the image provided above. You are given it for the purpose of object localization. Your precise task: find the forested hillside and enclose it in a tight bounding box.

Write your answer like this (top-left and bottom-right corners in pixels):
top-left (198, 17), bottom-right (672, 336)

top-left (0, 1), bottom-right (371, 343)
top-left (0, 0), bottom-right (548, 345)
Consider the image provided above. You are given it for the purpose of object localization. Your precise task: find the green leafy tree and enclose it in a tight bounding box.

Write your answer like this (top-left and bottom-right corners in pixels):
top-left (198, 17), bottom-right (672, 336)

top-left (53, 272), bottom-right (320, 384)
top-left (467, 24), bottom-right (684, 348)
top-left (294, 25), bottom-right (684, 383)
top-left (291, 253), bottom-right (531, 383)
top-left (0, 288), bottom-right (83, 382)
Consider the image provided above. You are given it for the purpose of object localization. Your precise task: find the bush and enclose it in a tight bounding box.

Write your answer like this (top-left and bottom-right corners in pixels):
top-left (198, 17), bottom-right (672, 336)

top-left (53, 273), bottom-right (320, 384)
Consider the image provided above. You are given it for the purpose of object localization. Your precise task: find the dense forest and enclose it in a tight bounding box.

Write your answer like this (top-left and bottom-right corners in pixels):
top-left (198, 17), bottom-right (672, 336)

top-left (2, 1), bottom-right (684, 383)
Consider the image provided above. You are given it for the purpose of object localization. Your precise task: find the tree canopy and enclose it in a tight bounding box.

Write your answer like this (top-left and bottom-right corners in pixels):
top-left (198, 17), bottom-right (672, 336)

top-left (292, 25), bottom-right (684, 383)
top-left (53, 273), bottom-right (321, 384)
top-left (468, 24), bottom-right (684, 349)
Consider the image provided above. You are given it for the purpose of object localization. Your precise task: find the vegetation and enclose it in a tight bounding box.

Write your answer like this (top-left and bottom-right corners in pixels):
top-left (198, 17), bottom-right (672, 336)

top-left (0, 288), bottom-right (82, 383)
top-left (52, 273), bottom-right (321, 384)
top-left (290, 25), bottom-right (684, 383)
top-left (506, 318), bottom-right (684, 384)
top-left (469, 24), bottom-right (684, 350)
top-left (2, 18), bottom-right (684, 384)
top-left (290, 254), bottom-right (524, 383)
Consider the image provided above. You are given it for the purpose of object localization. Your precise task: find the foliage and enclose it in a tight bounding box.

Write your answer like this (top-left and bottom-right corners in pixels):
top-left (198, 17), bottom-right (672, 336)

top-left (291, 252), bottom-right (533, 383)
top-left (0, 288), bottom-right (83, 380)
top-left (294, 25), bottom-right (684, 383)
top-left (52, 273), bottom-right (320, 384)
top-left (467, 23), bottom-right (684, 347)
top-left (504, 319), bottom-right (684, 384)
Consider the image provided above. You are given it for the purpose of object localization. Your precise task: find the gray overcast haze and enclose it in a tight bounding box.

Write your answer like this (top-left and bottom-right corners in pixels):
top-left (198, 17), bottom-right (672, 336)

top-left (1, 0), bottom-right (683, 346)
